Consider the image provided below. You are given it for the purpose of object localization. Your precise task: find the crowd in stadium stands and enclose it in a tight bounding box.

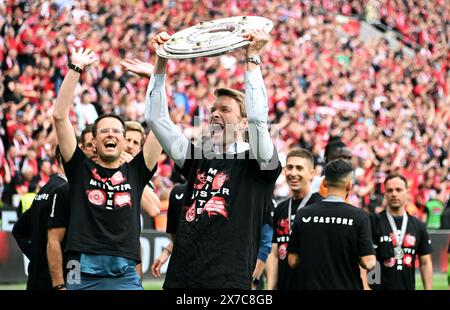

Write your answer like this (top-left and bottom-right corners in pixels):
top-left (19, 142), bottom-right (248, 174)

top-left (0, 0), bottom-right (448, 225)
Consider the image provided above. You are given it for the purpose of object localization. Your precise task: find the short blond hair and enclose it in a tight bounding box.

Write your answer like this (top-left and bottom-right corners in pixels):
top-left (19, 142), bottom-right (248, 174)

top-left (125, 121), bottom-right (145, 145)
top-left (214, 88), bottom-right (246, 118)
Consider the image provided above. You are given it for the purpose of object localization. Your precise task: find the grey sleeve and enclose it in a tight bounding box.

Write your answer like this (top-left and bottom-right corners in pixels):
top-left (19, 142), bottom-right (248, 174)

top-left (245, 68), bottom-right (275, 166)
top-left (144, 74), bottom-right (189, 168)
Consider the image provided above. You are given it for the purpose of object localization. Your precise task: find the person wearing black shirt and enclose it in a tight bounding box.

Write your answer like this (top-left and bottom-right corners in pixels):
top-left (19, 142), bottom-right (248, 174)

top-left (78, 124), bottom-right (98, 162)
top-left (12, 147), bottom-right (69, 290)
top-left (267, 148), bottom-right (323, 290)
top-left (134, 30), bottom-right (282, 289)
top-left (288, 159), bottom-right (376, 289)
top-left (251, 202), bottom-right (275, 290)
top-left (166, 183), bottom-right (188, 237)
top-left (52, 48), bottom-right (161, 290)
top-left (151, 182), bottom-right (187, 278)
top-left (47, 127), bottom-right (97, 290)
top-left (370, 173), bottom-right (433, 290)
top-left (46, 183), bottom-right (70, 290)
top-left (150, 182), bottom-right (276, 291)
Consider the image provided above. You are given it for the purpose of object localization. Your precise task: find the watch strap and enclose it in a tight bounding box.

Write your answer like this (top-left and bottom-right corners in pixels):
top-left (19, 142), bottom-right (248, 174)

top-left (247, 55), bottom-right (261, 65)
top-left (53, 283), bottom-right (66, 290)
top-left (68, 63), bottom-right (83, 74)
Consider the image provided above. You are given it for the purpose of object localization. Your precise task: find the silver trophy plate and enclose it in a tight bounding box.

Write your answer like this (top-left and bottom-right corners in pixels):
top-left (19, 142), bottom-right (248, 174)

top-left (156, 16), bottom-right (273, 59)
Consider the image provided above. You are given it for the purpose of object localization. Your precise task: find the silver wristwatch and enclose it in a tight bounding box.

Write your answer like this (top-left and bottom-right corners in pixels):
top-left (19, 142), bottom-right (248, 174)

top-left (247, 55), bottom-right (261, 65)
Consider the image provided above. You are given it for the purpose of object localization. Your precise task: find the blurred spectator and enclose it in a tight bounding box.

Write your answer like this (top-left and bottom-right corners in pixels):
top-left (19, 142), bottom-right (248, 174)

top-left (75, 90), bottom-right (98, 130)
top-left (424, 198), bottom-right (445, 229)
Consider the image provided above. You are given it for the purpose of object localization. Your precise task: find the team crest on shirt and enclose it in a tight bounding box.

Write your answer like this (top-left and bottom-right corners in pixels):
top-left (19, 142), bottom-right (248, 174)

top-left (187, 168), bottom-right (231, 221)
top-left (403, 254), bottom-right (413, 267)
top-left (276, 218), bottom-right (289, 236)
top-left (88, 168), bottom-right (133, 210)
top-left (114, 192), bottom-right (131, 208)
top-left (403, 234), bottom-right (416, 247)
top-left (278, 243), bottom-right (287, 260)
top-left (110, 171), bottom-right (126, 186)
top-left (87, 189), bottom-right (106, 206)
top-left (91, 168), bottom-right (108, 183)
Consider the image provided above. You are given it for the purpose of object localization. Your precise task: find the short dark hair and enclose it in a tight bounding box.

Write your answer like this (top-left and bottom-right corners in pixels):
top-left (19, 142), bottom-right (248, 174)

top-left (55, 145), bottom-right (63, 166)
top-left (324, 159), bottom-right (353, 188)
top-left (92, 114), bottom-right (125, 137)
top-left (80, 124), bottom-right (95, 146)
top-left (384, 173), bottom-right (408, 188)
top-left (324, 139), bottom-right (349, 163)
top-left (286, 148), bottom-right (314, 167)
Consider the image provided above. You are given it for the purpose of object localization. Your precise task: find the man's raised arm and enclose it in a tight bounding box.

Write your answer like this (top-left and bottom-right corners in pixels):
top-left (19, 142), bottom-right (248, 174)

top-left (244, 30), bottom-right (274, 166)
top-left (142, 33), bottom-right (189, 168)
top-left (53, 48), bottom-right (97, 162)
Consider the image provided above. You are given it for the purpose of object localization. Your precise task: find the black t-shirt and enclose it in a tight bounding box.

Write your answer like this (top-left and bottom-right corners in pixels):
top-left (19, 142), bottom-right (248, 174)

top-left (271, 193), bottom-right (323, 290)
top-left (166, 183), bottom-right (187, 234)
top-left (288, 200), bottom-right (374, 290)
top-left (48, 183), bottom-right (70, 229)
top-left (370, 211), bottom-right (433, 290)
top-left (63, 147), bottom-right (155, 262)
top-left (46, 182), bottom-right (71, 282)
top-left (163, 145), bottom-right (281, 289)
top-left (12, 175), bottom-right (67, 290)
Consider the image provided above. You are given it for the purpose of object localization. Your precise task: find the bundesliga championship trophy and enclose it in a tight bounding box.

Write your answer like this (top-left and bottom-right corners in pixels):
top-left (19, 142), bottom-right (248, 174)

top-left (156, 16), bottom-right (273, 59)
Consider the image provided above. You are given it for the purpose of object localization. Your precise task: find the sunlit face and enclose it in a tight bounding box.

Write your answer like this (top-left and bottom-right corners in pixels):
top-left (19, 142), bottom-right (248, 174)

top-left (93, 117), bottom-right (126, 163)
top-left (80, 132), bottom-right (97, 161)
top-left (284, 156), bottom-right (314, 194)
top-left (385, 177), bottom-right (409, 211)
top-left (208, 96), bottom-right (247, 147)
top-left (125, 130), bottom-right (144, 157)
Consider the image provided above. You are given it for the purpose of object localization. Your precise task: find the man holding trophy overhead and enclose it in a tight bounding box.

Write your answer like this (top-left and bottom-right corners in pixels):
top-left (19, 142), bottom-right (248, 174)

top-left (122, 19), bottom-right (281, 289)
